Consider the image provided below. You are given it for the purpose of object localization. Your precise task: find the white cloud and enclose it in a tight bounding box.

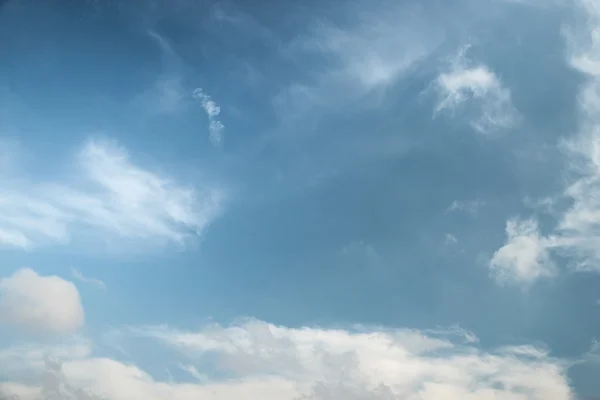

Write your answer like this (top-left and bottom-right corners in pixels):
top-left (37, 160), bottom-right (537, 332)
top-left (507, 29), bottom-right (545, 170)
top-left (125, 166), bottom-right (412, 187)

top-left (193, 88), bottom-right (224, 146)
top-left (447, 199), bottom-right (485, 216)
top-left (434, 47), bottom-right (518, 134)
top-left (274, 2), bottom-right (442, 119)
top-left (71, 268), bottom-right (106, 291)
top-left (489, 0), bottom-right (600, 284)
top-left (0, 269), bottom-right (84, 335)
top-left (490, 219), bottom-right (555, 284)
top-left (0, 319), bottom-right (573, 400)
top-left (0, 138), bottom-right (224, 251)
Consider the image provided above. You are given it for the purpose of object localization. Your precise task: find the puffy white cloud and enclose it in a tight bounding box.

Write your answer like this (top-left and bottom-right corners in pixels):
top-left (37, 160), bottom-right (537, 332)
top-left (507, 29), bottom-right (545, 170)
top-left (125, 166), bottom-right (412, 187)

top-left (135, 77), bottom-right (187, 116)
top-left (0, 320), bottom-right (574, 399)
top-left (0, 139), bottom-right (224, 251)
top-left (490, 218), bottom-right (555, 284)
top-left (0, 269), bottom-right (84, 335)
top-left (109, 319), bottom-right (570, 400)
top-left (434, 47), bottom-right (518, 134)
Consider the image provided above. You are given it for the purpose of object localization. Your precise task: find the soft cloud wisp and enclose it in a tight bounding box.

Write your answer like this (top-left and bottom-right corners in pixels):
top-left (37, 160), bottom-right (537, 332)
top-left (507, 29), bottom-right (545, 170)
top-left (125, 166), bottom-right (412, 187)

top-left (434, 47), bottom-right (518, 134)
top-left (0, 139), bottom-right (224, 251)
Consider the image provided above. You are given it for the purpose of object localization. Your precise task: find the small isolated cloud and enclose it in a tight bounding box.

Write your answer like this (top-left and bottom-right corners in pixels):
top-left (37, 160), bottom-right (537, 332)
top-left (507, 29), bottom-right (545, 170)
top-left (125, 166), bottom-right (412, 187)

top-left (0, 319), bottom-right (574, 400)
top-left (434, 47), bottom-right (518, 134)
top-left (490, 218), bottom-right (555, 285)
top-left (193, 88), bottom-right (224, 146)
top-left (445, 233), bottom-right (458, 245)
top-left (70, 268), bottom-right (106, 291)
top-left (446, 199), bottom-right (485, 216)
top-left (0, 138), bottom-right (224, 251)
top-left (0, 269), bottom-right (84, 335)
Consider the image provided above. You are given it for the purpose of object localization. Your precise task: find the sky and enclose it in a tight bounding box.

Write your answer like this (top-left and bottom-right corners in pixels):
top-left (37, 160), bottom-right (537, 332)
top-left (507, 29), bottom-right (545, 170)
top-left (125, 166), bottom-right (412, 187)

top-left (2, 0), bottom-right (600, 398)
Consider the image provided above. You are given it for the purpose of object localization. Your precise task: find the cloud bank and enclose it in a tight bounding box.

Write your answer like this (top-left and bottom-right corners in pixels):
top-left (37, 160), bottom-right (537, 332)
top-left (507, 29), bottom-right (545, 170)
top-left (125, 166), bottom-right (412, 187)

top-left (0, 318), bottom-right (573, 400)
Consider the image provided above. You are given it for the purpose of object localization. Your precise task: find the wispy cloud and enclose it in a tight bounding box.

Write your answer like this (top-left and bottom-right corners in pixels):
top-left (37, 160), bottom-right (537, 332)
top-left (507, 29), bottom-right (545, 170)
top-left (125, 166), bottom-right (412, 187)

top-left (446, 199), bottom-right (485, 216)
top-left (434, 46), bottom-right (518, 134)
top-left (70, 268), bottom-right (106, 291)
top-left (490, 0), bottom-right (600, 284)
top-left (176, 363), bottom-right (208, 383)
top-left (274, 1), bottom-right (443, 120)
top-left (445, 233), bottom-right (458, 246)
top-left (0, 138), bottom-right (224, 251)
top-left (135, 77), bottom-right (188, 116)
top-left (193, 88), bottom-right (224, 146)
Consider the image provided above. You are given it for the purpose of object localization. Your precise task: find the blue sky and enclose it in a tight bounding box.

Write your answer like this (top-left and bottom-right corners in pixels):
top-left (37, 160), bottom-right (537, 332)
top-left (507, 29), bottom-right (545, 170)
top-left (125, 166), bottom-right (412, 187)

top-left (1, 0), bottom-right (600, 398)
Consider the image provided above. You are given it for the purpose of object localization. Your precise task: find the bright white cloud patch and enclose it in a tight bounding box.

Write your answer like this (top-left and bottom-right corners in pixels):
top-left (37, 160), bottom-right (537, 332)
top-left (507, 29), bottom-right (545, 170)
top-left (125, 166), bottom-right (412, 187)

top-left (193, 88), bottom-right (224, 146)
top-left (490, 218), bottom-right (555, 284)
top-left (434, 47), bottom-right (518, 134)
top-left (0, 319), bottom-right (573, 400)
top-left (0, 139), bottom-right (224, 251)
top-left (0, 269), bottom-right (84, 335)
top-left (490, 0), bottom-right (600, 284)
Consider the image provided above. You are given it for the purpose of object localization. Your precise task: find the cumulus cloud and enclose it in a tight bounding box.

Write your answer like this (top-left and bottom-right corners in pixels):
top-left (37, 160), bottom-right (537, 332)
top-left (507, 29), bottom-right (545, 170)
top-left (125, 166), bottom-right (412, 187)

top-left (434, 47), bottom-right (518, 134)
top-left (0, 269), bottom-right (84, 335)
top-left (490, 218), bottom-right (555, 284)
top-left (0, 319), bottom-right (573, 400)
top-left (193, 88), bottom-right (224, 146)
top-left (0, 138), bottom-right (224, 251)
top-left (490, 0), bottom-right (600, 284)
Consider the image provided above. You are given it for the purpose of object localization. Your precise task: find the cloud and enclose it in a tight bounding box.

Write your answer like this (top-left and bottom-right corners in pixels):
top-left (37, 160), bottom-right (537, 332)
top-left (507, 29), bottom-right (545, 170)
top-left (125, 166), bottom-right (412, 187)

top-left (274, 1), bottom-right (443, 119)
top-left (444, 233), bottom-right (458, 245)
top-left (490, 218), bottom-right (555, 284)
top-left (71, 268), bottom-right (106, 291)
top-left (0, 319), bottom-right (573, 400)
top-left (489, 0), bottom-right (600, 284)
top-left (434, 46), bottom-right (518, 134)
top-left (193, 88), bottom-right (224, 146)
top-left (446, 199), bottom-right (485, 216)
top-left (0, 269), bottom-right (84, 335)
top-left (0, 138), bottom-right (224, 251)
top-left (136, 77), bottom-right (187, 116)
